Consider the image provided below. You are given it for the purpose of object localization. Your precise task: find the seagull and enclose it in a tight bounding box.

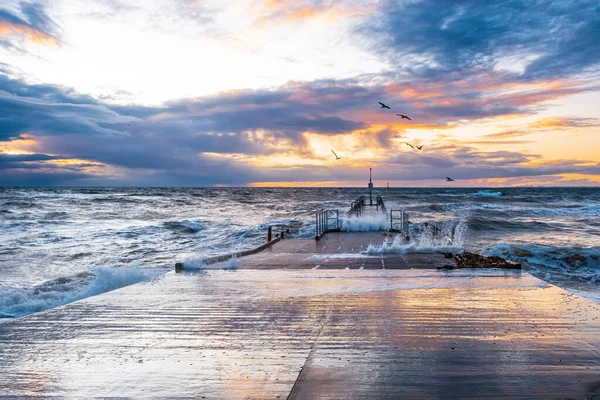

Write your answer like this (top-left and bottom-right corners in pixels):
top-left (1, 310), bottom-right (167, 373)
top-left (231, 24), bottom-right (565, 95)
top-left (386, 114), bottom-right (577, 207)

top-left (446, 177), bottom-right (455, 182)
top-left (378, 102), bottom-right (391, 109)
top-left (331, 149), bottom-right (343, 160)
top-left (396, 114), bottom-right (412, 120)
top-left (405, 142), bottom-right (415, 150)
top-left (416, 145), bottom-right (424, 150)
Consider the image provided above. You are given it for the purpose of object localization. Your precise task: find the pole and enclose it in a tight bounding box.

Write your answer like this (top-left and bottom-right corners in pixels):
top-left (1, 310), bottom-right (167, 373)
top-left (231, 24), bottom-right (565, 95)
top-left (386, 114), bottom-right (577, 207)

top-left (368, 168), bottom-right (373, 206)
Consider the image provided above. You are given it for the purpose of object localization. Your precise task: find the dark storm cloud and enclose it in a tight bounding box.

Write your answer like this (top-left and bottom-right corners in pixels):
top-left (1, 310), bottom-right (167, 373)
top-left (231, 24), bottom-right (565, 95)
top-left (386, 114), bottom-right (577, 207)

top-left (0, 169), bottom-right (92, 186)
top-left (0, 74), bottom-right (133, 140)
top-left (0, 153), bottom-right (58, 163)
top-left (0, 73), bottom-right (370, 185)
top-left (363, 0), bottom-right (600, 80)
top-left (2, 70), bottom-right (599, 186)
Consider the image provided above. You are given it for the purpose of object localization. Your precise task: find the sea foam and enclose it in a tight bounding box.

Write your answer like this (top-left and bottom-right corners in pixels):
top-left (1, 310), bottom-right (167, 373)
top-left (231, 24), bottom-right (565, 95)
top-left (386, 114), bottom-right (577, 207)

top-left (0, 267), bottom-right (165, 319)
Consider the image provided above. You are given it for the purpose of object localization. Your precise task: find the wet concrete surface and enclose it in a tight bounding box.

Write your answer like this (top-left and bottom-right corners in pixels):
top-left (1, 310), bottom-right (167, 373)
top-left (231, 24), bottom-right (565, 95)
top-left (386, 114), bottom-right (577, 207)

top-left (1, 268), bottom-right (599, 399)
top-left (210, 232), bottom-right (446, 270)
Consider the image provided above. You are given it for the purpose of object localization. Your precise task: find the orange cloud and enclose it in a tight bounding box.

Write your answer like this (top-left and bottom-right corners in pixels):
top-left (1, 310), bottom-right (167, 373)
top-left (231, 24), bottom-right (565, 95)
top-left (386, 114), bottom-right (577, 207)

top-left (386, 83), bottom-right (445, 100)
top-left (0, 133), bottom-right (41, 154)
top-left (256, 1), bottom-right (375, 25)
top-left (250, 180), bottom-right (361, 187)
top-left (483, 117), bottom-right (600, 139)
top-left (471, 174), bottom-right (600, 187)
top-left (0, 21), bottom-right (58, 45)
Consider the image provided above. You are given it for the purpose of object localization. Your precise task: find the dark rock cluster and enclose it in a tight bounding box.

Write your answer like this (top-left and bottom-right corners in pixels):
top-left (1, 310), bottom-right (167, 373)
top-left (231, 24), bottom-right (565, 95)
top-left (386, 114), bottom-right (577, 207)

top-left (437, 251), bottom-right (521, 270)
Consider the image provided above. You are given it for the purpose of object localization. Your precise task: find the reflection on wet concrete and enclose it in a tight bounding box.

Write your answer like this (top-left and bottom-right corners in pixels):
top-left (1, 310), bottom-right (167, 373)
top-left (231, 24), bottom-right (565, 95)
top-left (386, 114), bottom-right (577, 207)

top-left (1, 269), bottom-right (599, 398)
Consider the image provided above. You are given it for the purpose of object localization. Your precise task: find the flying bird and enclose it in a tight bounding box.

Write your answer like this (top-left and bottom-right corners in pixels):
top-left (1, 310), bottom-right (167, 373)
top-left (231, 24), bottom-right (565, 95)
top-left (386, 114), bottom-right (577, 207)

top-left (331, 149), bottom-right (343, 160)
top-left (416, 145), bottom-right (424, 150)
top-left (396, 114), bottom-right (412, 120)
top-left (446, 177), bottom-right (455, 182)
top-left (378, 102), bottom-right (391, 109)
top-left (405, 142), bottom-right (415, 150)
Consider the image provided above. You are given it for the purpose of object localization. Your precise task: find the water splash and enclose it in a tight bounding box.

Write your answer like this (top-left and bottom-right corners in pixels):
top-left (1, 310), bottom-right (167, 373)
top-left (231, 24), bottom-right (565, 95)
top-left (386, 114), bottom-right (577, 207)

top-left (341, 215), bottom-right (387, 232)
top-left (0, 267), bottom-right (166, 319)
top-left (472, 190), bottom-right (502, 197)
top-left (364, 217), bottom-right (467, 254)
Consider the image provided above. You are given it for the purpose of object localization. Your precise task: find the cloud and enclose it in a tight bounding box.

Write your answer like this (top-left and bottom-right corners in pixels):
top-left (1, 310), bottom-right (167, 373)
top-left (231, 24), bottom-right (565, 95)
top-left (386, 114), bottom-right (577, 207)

top-left (0, 74), bottom-right (133, 140)
top-left (255, 0), bottom-right (374, 26)
top-left (0, 1), bottom-right (60, 48)
top-left (361, 0), bottom-right (600, 81)
top-left (482, 117), bottom-right (600, 139)
top-left (1, 65), bottom-right (599, 186)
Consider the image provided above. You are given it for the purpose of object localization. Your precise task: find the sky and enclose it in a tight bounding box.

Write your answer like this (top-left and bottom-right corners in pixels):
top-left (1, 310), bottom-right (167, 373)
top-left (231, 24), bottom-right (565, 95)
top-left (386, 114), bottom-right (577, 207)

top-left (0, 0), bottom-right (599, 187)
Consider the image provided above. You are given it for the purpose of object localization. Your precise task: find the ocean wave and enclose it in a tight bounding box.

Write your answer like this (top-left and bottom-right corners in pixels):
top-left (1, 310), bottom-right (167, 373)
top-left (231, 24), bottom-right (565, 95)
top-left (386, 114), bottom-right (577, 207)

top-left (435, 193), bottom-right (465, 197)
top-left (0, 267), bottom-right (166, 319)
top-left (526, 205), bottom-right (600, 218)
top-left (42, 211), bottom-right (69, 220)
top-left (364, 218), bottom-right (467, 254)
top-left (341, 215), bottom-right (387, 232)
top-left (472, 190), bottom-right (502, 197)
top-left (441, 202), bottom-right (600, 218)
top-left (481, 243), bottom-right (600, 299)
top-left (91, 196), bottom-right (137, 203)
top-left (2, 186), bottom-right (599, 316)
top-left (180, 255), bottom-right (240, 270)
top-left (163, 220), bottom-right (205, 234)
top-left (443, 203), bottom-right (510, 212)
top-left (1, 201), bottom-right (40, 209)
top-left (467, 215), bottom-right (552, 232)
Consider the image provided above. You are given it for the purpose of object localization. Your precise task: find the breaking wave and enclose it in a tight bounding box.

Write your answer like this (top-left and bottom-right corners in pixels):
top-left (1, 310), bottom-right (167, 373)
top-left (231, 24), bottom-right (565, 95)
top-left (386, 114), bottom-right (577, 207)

top-left (163, 220), bottom-right (205, 234)
top-left (472, 190), bottom-right (503, 197)
top-left (481, 243), bottom-right (600, 283)
top-left (364, 218), bottom-right (467, 254)
top-left (0, 267), bottom-right (166, 319)
top-left (341, 215), bottom-right (387, 232)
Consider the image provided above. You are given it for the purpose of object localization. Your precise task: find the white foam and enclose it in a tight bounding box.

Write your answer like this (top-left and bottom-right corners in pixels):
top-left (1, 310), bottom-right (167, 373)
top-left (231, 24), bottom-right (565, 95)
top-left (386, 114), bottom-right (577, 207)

top-left (472, 190), bottom-right (503, 197)
top-left (341, 215), bottom-right (387, 232)
top-left (0, 266), bottom-right (166, 318)
top-left (481, 242), bottom-right (600, 301)
top-left (180, 257), bottom-right (207, 270)
top-left (365, 217), bottom-right (467, 254)
top-left (308, 254), bottom-right (378, 259)
top-left (180, 255), bottom-right (240, 270)
top-left (226, 256), bottom-right (239, 269)
top-left (568, 288), bottom-right (600, 304)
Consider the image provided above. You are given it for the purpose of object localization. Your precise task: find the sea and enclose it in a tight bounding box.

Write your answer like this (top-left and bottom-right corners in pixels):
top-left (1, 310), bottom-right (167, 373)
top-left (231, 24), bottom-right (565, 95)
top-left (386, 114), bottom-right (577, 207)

top-left (1, 187), bottom-right (599, 320)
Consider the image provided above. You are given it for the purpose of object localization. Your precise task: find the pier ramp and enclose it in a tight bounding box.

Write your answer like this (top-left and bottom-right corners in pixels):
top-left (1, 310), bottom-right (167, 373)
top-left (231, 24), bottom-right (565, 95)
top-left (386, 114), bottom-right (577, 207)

top-left (1, 232), bottom-right (600, 399)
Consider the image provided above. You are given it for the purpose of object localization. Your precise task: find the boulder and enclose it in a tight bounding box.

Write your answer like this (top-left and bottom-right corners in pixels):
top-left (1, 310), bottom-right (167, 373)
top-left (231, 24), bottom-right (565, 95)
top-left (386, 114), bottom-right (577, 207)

top-left (437, 251), bottom-right (521, 270)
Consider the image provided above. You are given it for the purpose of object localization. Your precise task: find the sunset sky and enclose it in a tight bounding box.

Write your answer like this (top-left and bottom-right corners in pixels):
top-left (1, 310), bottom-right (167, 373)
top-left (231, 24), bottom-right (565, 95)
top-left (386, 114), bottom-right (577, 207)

top-left (1, 0), bottom-right (599, 187)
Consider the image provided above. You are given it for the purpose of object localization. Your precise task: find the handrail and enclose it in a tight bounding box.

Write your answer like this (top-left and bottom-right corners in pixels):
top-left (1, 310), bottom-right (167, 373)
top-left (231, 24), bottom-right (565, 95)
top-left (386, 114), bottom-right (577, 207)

top-left (376, 195), bottom-right (386, 213)
top-left (390, 209), bottom-right (409, 240)
top-left (315, 209), bottom-right (340, 240)
top-left (347, 196), bottom-right (365, 217)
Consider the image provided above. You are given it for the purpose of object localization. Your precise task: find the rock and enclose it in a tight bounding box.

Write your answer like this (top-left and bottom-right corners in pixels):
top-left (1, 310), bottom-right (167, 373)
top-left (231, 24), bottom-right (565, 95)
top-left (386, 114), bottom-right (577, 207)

top-left (437, 252), bottom-right (521, 270)
top-left (437, 251), bottom-right (454, 259)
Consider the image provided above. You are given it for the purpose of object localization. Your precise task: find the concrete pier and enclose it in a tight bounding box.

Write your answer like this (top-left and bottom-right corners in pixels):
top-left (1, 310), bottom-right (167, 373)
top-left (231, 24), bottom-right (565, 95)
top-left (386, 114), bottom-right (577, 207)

top-left (1, 233), bottom-right (599, 399)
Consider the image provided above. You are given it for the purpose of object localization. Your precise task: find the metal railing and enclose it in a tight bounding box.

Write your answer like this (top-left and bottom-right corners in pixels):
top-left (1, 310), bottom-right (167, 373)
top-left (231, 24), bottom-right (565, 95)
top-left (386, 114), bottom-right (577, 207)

top-left (390, 210), bottom-right (409, 239)
top-left (347, 196), bottom-right (365, 217)
top-left (376, 195), bottom-right (386, 213)
top-left (315, 209), bottom-right (340, 240)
